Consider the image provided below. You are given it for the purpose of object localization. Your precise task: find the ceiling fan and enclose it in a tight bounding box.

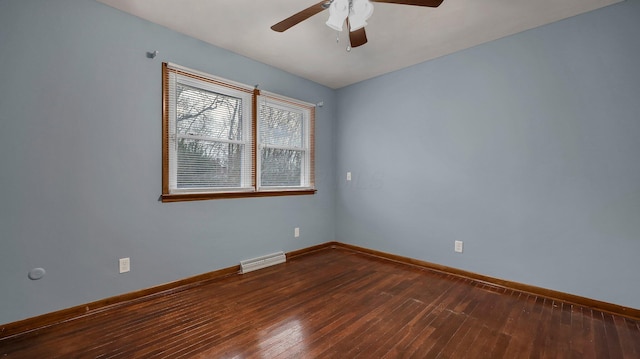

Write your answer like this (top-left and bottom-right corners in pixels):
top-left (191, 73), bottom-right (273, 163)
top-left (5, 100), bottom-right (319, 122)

top-left (271, 0), bottom-right (444, 48)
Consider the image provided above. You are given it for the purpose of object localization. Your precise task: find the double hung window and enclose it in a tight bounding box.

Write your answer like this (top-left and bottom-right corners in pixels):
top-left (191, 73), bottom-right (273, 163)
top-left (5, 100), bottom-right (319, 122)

top-left (258, 95), bottom-right (313, 190)
top-left (162, 63), bottom-right (315, 202)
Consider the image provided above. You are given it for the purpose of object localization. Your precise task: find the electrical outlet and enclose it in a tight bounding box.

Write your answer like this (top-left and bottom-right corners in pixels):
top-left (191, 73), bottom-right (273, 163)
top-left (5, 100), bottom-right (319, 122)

top-left (119, 257), bottom-right (130, 273)
top-left (346, 172), bottom-right (352, 181)
top-left (454, 241), bottom-right (463, 253)
top-left (294, 227), bottom-right (300, 238)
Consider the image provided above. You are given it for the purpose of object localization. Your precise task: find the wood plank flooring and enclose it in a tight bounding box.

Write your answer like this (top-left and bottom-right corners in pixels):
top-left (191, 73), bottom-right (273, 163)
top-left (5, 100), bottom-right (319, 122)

top-left (1, 248), bottom-right (639, 358)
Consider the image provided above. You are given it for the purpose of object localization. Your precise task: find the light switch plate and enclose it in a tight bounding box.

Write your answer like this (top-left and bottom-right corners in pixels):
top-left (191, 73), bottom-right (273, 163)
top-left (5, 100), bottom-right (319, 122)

top-left (119, 257), bottom-right (130, 273)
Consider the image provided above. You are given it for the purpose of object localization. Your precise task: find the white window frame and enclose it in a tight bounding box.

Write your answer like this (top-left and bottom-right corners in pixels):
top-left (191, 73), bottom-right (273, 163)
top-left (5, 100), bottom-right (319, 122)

top-left (167, 72), bottom-right (253, 194)
top-left (257, 95), bottom-right (312, 191)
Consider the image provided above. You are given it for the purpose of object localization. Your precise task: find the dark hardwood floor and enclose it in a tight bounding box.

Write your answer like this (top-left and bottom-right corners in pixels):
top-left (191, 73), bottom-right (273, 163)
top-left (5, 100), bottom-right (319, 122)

top-left (1, 248), bottom-right (639, 358)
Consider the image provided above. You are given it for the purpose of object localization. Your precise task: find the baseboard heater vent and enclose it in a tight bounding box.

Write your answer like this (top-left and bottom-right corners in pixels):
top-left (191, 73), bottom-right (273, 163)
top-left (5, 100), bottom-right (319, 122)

top-left (240, 251), bottom-right (286, 274)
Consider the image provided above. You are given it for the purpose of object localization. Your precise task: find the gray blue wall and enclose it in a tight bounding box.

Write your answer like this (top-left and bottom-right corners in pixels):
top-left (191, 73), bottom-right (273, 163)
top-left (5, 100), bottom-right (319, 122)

top-left (0, 0), bottom-right (336, 324)
top-left (1, 0), bottom-right (639, 326)
top-left (336, 0), bottom-right (640, 309)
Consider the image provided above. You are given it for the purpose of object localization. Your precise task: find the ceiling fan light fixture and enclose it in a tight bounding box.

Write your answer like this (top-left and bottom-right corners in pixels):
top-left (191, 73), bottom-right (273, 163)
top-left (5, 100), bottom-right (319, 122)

top-left (326, 0), bottom-right (349, 31)
top-left (348, 0), bottom-right (374, 31)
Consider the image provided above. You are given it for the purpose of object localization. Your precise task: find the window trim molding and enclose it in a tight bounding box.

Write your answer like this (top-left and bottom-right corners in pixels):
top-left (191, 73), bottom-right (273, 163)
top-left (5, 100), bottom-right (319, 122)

top-left (161, 63), bottom-right (316, 202)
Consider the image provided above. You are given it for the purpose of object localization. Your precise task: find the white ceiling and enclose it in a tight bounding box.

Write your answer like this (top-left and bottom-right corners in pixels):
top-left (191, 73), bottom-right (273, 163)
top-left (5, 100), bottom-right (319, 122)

top-left (98, 0), bottom-right (621, 89)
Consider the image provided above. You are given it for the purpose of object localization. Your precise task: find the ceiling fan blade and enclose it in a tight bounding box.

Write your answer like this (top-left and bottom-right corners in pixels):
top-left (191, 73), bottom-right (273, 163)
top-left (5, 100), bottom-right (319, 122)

top-left (346, 18), bottom-right (368, 48)
top-left (371, 0), bottom-right (444, 7)
top-left (271, 1), bottom-right (330, 32)
top-left (349, 27), bottom-right (368, 48)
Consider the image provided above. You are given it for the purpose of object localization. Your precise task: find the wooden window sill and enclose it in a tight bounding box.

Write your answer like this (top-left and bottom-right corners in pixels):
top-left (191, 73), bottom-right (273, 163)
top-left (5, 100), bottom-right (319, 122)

top-left (161, 189), bottom-right (317, 202)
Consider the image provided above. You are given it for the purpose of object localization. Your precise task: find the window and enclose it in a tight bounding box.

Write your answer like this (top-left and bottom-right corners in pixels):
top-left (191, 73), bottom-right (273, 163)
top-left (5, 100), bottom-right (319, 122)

top-left (258, 95), bottom-right (313, 190)
top-left (162, 63), bottom-right (315, 202)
